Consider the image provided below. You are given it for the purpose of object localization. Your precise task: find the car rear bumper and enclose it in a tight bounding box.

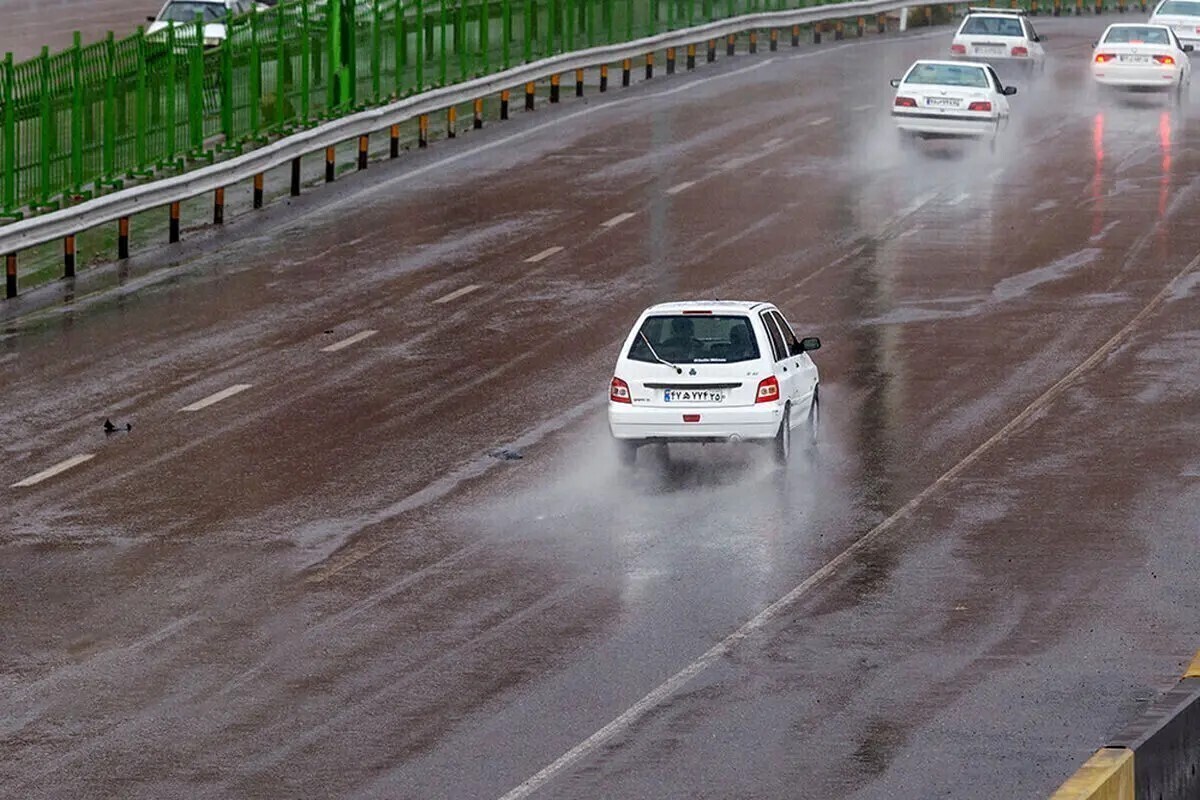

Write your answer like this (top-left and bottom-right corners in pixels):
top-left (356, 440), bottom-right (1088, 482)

top-left (609, 401), bottom-right (783, 442)
top-left (892, 111), bottom-right (998, 138)
top-left (1091, 66), bottom-right (1182, 88)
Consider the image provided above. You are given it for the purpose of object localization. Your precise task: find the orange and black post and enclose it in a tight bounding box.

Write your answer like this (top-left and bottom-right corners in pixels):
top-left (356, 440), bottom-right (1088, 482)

top-left (1054, 0), bottom-right (1061, 14)
top-left (769, 29), bottom-right (778, 51)
top-left (1076, 0), bottom-right (1083, 17)
top-left (501, 88), bottom-right (511, 118)
top-left (1031, 0), bottom-right (1040, 13)
top-left (390, 124), bottom-right (400, 157)
top-left (857, 16), bottom-right (865, 35)
top-left (599, 65), bottom-right (609, 91)
top-left (5, 253), bottom-right (15, 299)
top-left (878, 13), bottom-right (887, 32)
top-left (750, 31), bottom-right (758, 53)
top-left (357, 135), bottom-right (369, 169)
top-left (835, 20), bottom-right (845, 39)
top-left (813, 22), bottom-right (822, 43)
top-left (1095, 0), bottom-right (1103, 14)
top-left (666, 47), bottom-right (676, 74)
top-left (575, 68), bottom-right (584, 97)
top-left (254, 171), bottom-right (265, 206)
top-left (550, 73), bottom-right (561, 103)
top-left (289, 158), bottom-right (301, 196)
top-left (215, 186), bottom-right (226, 221)
top-left (792, 24), bottom-right (801, 46)
top-left (169, 201), bottom-right (181, 243)
top-left (118, 217), bottom-right (130, 259)
top-left (727, 33), bottom-right (736, 56)
top-left (64, 235), bottom-right (76, 278)
top-left (419, 114), bottom-right (429, 146)
top-left (474, 98), bottom-right (484, 128)
top-left (687, 43), bottom-right (696, 69)
top-left (645, 51), bottom-right (654, 79)
top-left (707, 39), bottom-right (717, 62)
top-left (447, 106), bottom-right (457, 138)
top-left (622, 58), bottom-right (631, 86)
top-left (525, 81), bottom-right (536, 109)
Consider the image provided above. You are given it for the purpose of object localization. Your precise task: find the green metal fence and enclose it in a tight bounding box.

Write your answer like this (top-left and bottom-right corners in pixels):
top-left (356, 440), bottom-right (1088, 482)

top-left (1, 0), bottom-right (928, 218)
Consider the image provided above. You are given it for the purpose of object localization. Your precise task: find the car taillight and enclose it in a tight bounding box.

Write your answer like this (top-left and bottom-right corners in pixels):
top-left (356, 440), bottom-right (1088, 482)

top-left (1094, 53), bottom-right (1116, 63)
top-left (894, 96), bottom-right (917, 107)
top-left (755, 376), bottom-right (780, 404)
top-left (967, 101), bottom-right (993, 111)
top-left (1154, 54), bottom-right (1176, 65)
top-left (610, 377), bottom-right (631, 404)
top-left (950, 43), bottom-right (966, 54)
top-left (1011, 46), bottom-right (1029, 56)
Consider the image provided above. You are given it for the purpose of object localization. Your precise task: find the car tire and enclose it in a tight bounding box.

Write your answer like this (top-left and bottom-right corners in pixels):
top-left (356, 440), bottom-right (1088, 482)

top-left (773, 405), bottom-right (791, 466)
top-left (616, 439), bottom-right (638, 467)
top-left (1175, 81), bottom-right (1186, 106)
top-left (805, 390), bottom-right (820, 452)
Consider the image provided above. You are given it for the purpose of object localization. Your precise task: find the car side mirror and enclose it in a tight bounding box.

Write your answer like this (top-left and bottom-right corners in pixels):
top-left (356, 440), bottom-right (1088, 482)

top-left (1185, 44), bottom-right (1195, 52)
top-left (1003, 85), bottom-right (1017, 96)
top-left (798, 337), bottom-right (821, 353)
top-left (890, 78), bottom-right (901, 88)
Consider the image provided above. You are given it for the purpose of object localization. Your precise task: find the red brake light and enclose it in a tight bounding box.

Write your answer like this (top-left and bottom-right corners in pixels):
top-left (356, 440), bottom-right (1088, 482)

top-left (681, 310), bottom-right (712, 315)
top-left (950, 43), bottom-right (966, 54)
top-left (967, 100), bottom-right (993, 111)
top-left (894, 96), bottom-right (917, 107)
top-left (1154, 54), bottom-right (1176, 65)
top-left (610, 377), bottom-right (631, 404)
top-left (682, 414), bottom-right (701, 423)
top-left (1094, 53), bottom-right (1116, 63)
top-left (1011, 46), bottom-right (1029, 56)
top-left (755, 376), bottom-right (780, 404)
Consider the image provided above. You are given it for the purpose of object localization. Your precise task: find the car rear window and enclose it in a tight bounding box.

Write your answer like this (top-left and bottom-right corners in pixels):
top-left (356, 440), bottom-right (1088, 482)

top-left (1156, 0), bottom-right (1200, 14)
top-left (904, 63), bottom-right (990, 88)
top-left (159, 1), bottom-right (228, 22)
top-left (628, 314), bottom-right (761, 364)
top-left (1104, 26), bottom-right (1171, 43)
top-left (961, 16), bottom-right (1025, 36)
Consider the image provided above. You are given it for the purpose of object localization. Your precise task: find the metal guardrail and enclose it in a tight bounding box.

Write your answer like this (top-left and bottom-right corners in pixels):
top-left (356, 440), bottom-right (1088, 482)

top-left (0, 0), bottom-right (922, 294)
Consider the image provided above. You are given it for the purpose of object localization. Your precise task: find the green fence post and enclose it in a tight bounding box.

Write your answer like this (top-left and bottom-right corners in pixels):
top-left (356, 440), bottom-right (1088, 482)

top-left (2, 53), bottom-right (14, 214)
top-left (415, 0), bottom-right (425, 88)
top-left (220, 31), bottom-right (233, 138)
top-left (38, 47), bottom-right (52, 206)
top-left (249, 10), bottom-right (260, 134)
top-left (70, 32), bottom-right (84, 195)
top-left (502, 0), bottom-right (512, 66)
top-left (479, 0), bottom-right (489, 74)
top-left (702, 0), bottom-right (712, 20)
top-left (103, 33), bottom-right (117, 185)
top-left (625, 0), bottom-right (633, 39)
top-left (372, 0), bottom-right (382, 103)
top-left (301, 1), bottom-right (311, 119)
top-left (189, 14), bottom-right (204, 152)
top-left (566, 0), bottom-right (575, 47)
top-left (603, 0), bottom-right (613, 41)
top-left (327, 0), bottom-right (340, 109)
top-left (276, 3), bottom-right (287, 129)
top-left (165, 25), bottom-right (178, 164)
top-left (395, 0), bottom-right (405, 95)
top-left (135, 28), bottom-right (147, 168)
top-left (344, 0), bottom-right (356, 109)
top-left (585, 0), bottom-right (593, 45)
top-left (440, 0), bottom-right (449, 83)
top-left (524, 0), bottom-right (534, 59)
top-left (457, 0), bottom-right (469, 80)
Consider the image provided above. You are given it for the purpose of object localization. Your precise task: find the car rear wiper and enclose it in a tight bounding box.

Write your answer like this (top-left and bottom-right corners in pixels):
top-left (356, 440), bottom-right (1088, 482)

top-left (639, 332), bottom-right (683, 374)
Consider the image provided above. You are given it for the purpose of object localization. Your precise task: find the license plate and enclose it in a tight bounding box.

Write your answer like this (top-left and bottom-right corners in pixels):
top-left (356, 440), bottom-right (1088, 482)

top-left (664, 389), bottom-right (725, 403)
top-left (926, 97), bottom-right (960, 107)
top-left (977, 45), bottom-right (1005, 55)
top-left (1119, 54), bottom-right (1151, 63)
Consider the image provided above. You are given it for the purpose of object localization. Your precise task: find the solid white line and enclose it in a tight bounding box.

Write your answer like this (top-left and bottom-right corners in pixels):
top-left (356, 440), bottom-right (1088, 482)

top-left (762, 137), bottom-right (784, 148)
top-left (179, 384), bottom-right (252, 413)
top-left (600, 212), bottom-right (636, 228)
top-left (320, 329), bottom-right (378, 353)
top-left (524, 246), bottom-right (564, 263)
top-left (11, 454), bottom-right (95, 488)
top-left (808, 116), bottom-right (831, 126)
top-left (495, 248), bottom-right (1200, 800)
top-left (665, 180), bottom-right (697, 195)
top-left (433, 284), bottom-right (481, 304)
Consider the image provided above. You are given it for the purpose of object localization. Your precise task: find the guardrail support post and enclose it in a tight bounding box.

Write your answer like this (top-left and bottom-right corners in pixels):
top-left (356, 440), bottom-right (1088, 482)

top-left (390, 124), bottom-right (401, 157)
top-left (769, 29), bottom-right (778, 51)
top-left (645, 52), bottom-right (654, 80)
top-left (215, 187), bottom-right (226, 223)
top-left (550, 73), bottom-right (561, 103)
top-left (501, 89), bottom-right (511, 118)
top-left (857, 16), bottom-right (866, 35)
top-left (622, 59), bottom-right (631, 86)
top-left (118, 217), bottom-right (130, 260)
top-left (447, 106), bottom-right (457, 138)
top-left (708, 39), bottom-right (717, 62)
top-left (525, 82), bottom-right (536, 109)
top-left (1075, 0), bottom-right (1082, 16)
top-left (358, 135), bottom-right (369, 169)
top-left (666, 48), bottom-right (676, 74)
top-left (474, 98), bottom-right (485, 128)
top-left (813, 23), bottom-right (822, 44)
top-left (878, 13), bottom-right (887, 32)
top-left (727, 34), bottom-right (736, 56)
top-left (64, 235), bottom-right (76, 278)
top-left (169, 201), bottom-right (181, 244)
top-left (1054, 0), bottom-right (1061, 13)
top-left (1095, 0), bottom-right (1103, 12)
top-left (419, 114), bottom-right (429, 146)
top-left (254, 172), bottom-right (265, 207)
top-left (749, 31), bottom-right (757, 53)
top-left (687, 44), bottom-right (696, 69)
top-left (326, 146), bottom-right (337, 181)
top-left (600, 66), bottom-right (609, 92)
top-left (291, 158), bottom-right (302, 196)
top-left (835, 20), bottom-right (845, 39)
top-left (925, 5), bottom-right (933, 23)
top-left (1031, 0), bottom-right (1040, 13)
top-left (792, 24), bottom-right (801, 46)
top-left (5, 253), bottom-right (15, 299)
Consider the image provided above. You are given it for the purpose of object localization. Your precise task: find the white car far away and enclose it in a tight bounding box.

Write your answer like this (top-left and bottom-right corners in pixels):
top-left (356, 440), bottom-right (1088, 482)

top-left (950, 7), bottom-right (1046, 71)
top-left (891, 60), bottom-right (1016, 146)
top-left (1149, 0), bottom-right (1200, 49)
top-left (608, 301), bottom-right (820, 467)
top-left (146, 0), bottom-right (260, 48)
top-left (1091, 24), bottom-right (1193, 101)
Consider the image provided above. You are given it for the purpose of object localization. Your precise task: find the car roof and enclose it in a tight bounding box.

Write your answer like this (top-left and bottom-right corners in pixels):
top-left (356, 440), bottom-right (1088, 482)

top-left (642, 300), bottom-right (774, 314)
top-left (1103, 21), bottom-right (1172, 29)
top-left (965, 6), bottom-right (1027, 14)
top-left (909, 58), bottom-right (993, 69)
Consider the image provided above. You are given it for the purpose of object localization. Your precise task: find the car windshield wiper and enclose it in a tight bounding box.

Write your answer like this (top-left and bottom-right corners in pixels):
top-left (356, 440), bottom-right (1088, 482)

top-left (639, 332), bottom-right (683, 374)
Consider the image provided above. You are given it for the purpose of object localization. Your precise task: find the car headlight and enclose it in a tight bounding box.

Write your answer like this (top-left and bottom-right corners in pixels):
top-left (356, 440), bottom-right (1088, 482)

top-left (203, 37), bottom-right (221, 47)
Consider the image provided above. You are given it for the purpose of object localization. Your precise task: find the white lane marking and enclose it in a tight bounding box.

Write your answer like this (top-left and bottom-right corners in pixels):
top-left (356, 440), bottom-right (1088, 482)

top-left (11, 454), bottom-right (95, 488)
top-left (320, 329), bottom-right (378, 353)
top-left (808, 116), bottom-right (832, 126)
top-left (665, 180), bottom-right (697, 195)
top-left (433, 284), bottom-right (481, 304)
top-left (525, 246), bottom-right (564, 263)
top-left (179, 384), bottom-right (252, 413)
top-left (853, 103), bottom-right (875, 111)
top-left (762, 137), bottom-right (784, 148)
top-left (600, 212), bottom-right (636, 228)
top-left (495, 249), bottom-right (1200, 800)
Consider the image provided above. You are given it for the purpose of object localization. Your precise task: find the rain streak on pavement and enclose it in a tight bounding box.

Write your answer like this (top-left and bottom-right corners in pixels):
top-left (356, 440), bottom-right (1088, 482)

top-left (4, 13), bottom-right (1200, 800)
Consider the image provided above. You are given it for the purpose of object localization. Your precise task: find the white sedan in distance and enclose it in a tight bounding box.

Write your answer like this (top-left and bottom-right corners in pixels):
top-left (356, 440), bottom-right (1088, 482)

top-left (891, 60), bottom-right (1016, 145)
top-left (1091, 24), bottom-right (1192, 102)
top-left (607, 301), bottom-right (820, 467)
top-left (1148, 0), bottom-right (1200, 50)
top-left (950, 8), bottom-right (1046, 72)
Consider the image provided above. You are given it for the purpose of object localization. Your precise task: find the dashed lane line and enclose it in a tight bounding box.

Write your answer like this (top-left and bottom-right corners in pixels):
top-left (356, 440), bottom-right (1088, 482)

top-left (525, 246), bottom-right (564, 263)
top-left (665, 180), bottom-right (697, 195)
top-left (433, 284), bottom-right (482, 304)
top-left (320, 330), bottom-right (378, 353)
top-left (600, 212), bottom-right (636, 229)
top-left (179, 384), bottom-right (252, 413)
top-left (11, 454), bottom-right (95, 488)
top-left (808, 116), bottom-right (832, 126)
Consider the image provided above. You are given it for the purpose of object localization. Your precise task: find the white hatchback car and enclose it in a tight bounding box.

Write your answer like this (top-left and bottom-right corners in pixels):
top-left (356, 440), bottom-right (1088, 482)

top-left (1148, 0), bottom-right (1200, 49)
top-left (608, 301), bottom-right (820, 466)
top-left (950, 8), bottom-right (1046, 71)
top-left (891, 60), bottom-right (1016, 144)
top-left (1091, 24), bottom-right (1193, 101)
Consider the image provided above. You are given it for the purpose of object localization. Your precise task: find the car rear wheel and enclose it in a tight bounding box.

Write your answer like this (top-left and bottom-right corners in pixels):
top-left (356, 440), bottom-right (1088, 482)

top-left (805, 391), bottom-right (820, 452)
top-left (774, 405), bottom-right (791, 466)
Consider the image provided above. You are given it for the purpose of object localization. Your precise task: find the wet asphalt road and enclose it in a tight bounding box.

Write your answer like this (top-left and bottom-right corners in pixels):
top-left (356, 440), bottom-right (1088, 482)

top-left (2, 0), bottom-right (161, 61)
top-left (4, 15), bottom-right (1200, 800)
